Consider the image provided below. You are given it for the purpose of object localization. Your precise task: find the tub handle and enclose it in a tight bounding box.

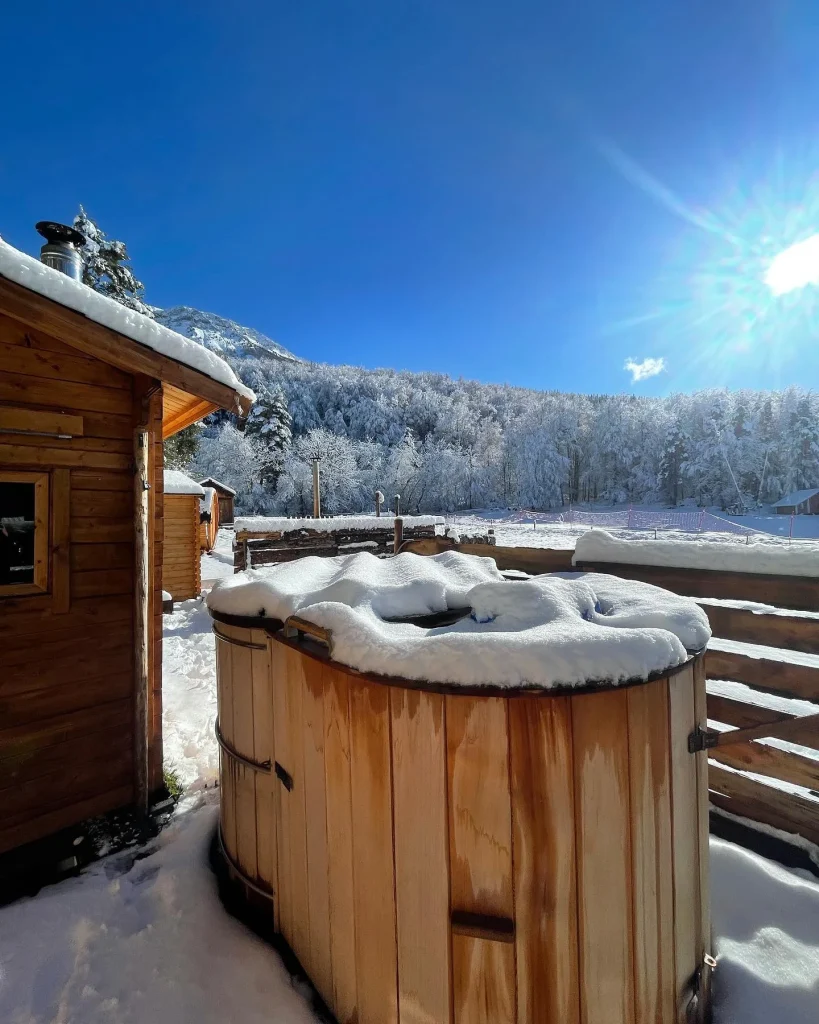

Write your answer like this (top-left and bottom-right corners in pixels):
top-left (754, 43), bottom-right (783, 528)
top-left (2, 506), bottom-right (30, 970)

top-left (451, 910), bottom-right (515, 944)
top-left (215, 720), bottom-right (271, 773)
top-left (284, 615), bottom-right (333, 652)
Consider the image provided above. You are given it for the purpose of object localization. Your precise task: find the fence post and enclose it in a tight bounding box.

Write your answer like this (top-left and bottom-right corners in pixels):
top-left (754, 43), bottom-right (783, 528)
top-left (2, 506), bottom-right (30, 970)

top-left (627, 505), bottom-right (632, 529)
top-left (394, 493), bottom-right (401, 517)
top-left (375, 490), bottom-right (383, 517)
top-left (394, 516), bottom-right (404, 554)
top-left (698, 508), bottom-right (705, 532)
top-left (790, 513), bottom-right (795, 541)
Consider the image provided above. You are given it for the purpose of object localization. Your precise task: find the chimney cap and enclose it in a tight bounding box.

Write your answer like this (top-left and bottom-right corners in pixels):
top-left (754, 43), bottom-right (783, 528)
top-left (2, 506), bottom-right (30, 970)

top-left (35, 221), bottom-right (85, 248)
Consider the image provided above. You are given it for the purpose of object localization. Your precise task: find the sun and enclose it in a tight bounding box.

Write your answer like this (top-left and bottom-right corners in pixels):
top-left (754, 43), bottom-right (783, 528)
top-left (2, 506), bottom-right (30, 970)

top-left (764, 233), bottom-right (819, 296)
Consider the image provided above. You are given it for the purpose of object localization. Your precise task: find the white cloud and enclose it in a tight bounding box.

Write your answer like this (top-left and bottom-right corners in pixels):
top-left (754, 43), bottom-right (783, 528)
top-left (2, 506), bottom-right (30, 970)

top-left (624, 356), bottom-right (665, 382)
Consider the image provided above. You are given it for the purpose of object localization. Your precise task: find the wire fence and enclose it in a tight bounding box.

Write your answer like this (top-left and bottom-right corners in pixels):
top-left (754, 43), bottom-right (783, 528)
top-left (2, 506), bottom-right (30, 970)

top-left (446, 507), bottom-right (761, 537)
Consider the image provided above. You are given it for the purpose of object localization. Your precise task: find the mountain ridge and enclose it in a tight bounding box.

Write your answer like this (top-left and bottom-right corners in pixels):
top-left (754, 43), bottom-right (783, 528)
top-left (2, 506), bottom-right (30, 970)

top-left (155, 305), bottom-right (299, 365)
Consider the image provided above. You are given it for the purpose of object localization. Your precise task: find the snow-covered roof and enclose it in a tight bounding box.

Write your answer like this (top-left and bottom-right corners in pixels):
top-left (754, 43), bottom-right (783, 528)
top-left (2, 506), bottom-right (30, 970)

top-left (0, 238), bottom-right (254, 402)
top-left (574, 529), bottom-right (819, 577)
top-left (164, 470), bottom-right (205, 496)
top-left (206, 551), bottom-right (709, 688)
top-left (199, 478), bottom-right (236, 496)
top-left (234, 514), bottom-right (444, 534)
top-left (774, 488), bottom-right (819, 508)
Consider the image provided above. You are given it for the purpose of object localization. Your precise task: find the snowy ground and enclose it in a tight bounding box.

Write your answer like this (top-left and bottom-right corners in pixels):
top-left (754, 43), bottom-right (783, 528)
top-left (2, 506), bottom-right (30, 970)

top-left (445, 506), bottom-right (819, 550)
top-left (201, 526), bottom-right (236, 582)
top-left (2, 552), bottom-right (819, 1022)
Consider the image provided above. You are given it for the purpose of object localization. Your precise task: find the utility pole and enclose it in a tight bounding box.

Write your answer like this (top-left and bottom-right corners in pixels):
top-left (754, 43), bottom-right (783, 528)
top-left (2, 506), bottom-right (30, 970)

top-left (312, 459), bottom-right (321, 518)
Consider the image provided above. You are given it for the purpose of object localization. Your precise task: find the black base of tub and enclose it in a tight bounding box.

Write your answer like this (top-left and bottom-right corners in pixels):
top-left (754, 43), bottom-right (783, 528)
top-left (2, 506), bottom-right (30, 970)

top-left (208, 825), bottom-right (338, 1024)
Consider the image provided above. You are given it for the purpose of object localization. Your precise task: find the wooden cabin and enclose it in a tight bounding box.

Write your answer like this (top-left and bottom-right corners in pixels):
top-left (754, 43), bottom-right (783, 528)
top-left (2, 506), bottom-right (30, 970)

top-left (199, 484), bottom-right (219, 552)
top-left (0, 233), bottom-right (252, 855)
top-left (774, 488), bottom-right (819, 515)
top-left (199, 477), bottom-right (235, 525)
top-left (163, 471), bottom-right (205, 600)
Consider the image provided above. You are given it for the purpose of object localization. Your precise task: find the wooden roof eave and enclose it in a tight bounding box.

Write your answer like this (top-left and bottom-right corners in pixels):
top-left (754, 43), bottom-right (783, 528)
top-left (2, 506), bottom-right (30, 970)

top-left (0, 275), bottom-right (252, 432)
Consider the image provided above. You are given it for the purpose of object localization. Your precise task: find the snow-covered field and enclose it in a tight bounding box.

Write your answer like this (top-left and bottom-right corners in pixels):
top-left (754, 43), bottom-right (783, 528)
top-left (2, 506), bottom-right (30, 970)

top-left (2, 550), bottom-right (819, 1022)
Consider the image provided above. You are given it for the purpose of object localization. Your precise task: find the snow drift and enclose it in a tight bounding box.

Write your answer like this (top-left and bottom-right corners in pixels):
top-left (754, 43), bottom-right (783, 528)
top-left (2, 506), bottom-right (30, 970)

top-left (574, 529), bottom-right (819, 577)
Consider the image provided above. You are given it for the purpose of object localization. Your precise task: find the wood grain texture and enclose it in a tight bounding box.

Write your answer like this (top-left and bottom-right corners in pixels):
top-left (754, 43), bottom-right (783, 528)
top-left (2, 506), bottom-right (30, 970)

top-left (391, 688), bottom-right (452, 1024)
top-left (161, 493), bottom-right (201, 600)
top-left (572, 689), bottom-right (634, 1024)
top-left (273, 643), bottom-right (311, 968)
top-left (446, 695), bottom-right (515, 1024)
top-left (693, 657), bottom-right (712, 1019)
top-left (349, 679), bottom-right (399, 1024)
top-left (668, 665), bottom-right (699, 1023)
top-left (323, 666), bottom-right (358, 1024)
top-left (251, 632), bottom-right (277, 899)
top-left (216, 625), bottom-right (237, 863)
top-left (627, 679), bottom-right (675, 1024)
top-left (302, 657), bottom-right (333, 1006)
top-left (509, 696), bottom-right (579, 1024)
top-left (231, 634), bottom-right (259, 882)
top-left (451, 936), bottom-right (515, 1024)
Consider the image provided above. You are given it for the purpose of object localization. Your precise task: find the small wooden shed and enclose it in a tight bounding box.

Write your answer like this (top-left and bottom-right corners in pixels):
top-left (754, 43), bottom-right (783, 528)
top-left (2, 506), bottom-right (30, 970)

top-left (163, 471), bottom-right (205, 600)
top-left (199, 477), bottom-right (235, 525)
top-left (0, 231), bottom-right (252, 856)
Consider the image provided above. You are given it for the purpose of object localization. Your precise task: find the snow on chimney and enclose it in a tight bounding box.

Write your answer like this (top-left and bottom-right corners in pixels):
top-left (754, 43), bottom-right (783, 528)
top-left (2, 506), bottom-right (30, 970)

top-left (35, 221), bottom-right (85, 281)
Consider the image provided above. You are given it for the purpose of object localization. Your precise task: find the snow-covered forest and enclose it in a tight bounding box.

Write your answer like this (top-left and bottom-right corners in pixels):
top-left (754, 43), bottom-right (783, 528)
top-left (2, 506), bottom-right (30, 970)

top-left (66, 210), bottom-right (819, 517)
top-left (189, 353), bottom-right (819, 515)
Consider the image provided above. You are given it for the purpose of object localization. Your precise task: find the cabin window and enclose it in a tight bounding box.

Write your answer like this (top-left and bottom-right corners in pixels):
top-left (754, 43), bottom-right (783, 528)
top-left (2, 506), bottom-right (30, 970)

top-left (0, 471), bottom-right (49, 596)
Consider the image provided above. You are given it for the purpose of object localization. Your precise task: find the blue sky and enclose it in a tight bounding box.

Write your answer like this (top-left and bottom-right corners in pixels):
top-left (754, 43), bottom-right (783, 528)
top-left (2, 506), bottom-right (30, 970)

top-left (2, 1), bottom-right (819, 395)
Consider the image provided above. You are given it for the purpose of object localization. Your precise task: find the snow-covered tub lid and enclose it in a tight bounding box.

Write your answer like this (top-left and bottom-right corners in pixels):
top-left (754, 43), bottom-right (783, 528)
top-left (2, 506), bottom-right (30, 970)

top-left (206, 551), bottom-right (710, 694)
top-left (164, 470), bottom-right (205, 496)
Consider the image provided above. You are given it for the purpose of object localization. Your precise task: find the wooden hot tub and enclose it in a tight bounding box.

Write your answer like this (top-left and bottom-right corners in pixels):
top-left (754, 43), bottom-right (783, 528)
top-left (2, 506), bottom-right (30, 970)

top-left (212, 610), bottom-right (711, 1024)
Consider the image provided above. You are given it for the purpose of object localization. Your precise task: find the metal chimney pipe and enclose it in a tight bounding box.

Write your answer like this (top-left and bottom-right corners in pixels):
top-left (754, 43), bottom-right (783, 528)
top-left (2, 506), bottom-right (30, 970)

top-left (35, 221), bottom-right (85, 281)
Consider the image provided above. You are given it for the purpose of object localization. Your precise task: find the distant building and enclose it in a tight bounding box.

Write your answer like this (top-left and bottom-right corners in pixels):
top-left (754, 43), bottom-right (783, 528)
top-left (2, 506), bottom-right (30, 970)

top-left (199, 477), bottom-right (235, 525)
top-left (773, 488), bottom-right (819, 515)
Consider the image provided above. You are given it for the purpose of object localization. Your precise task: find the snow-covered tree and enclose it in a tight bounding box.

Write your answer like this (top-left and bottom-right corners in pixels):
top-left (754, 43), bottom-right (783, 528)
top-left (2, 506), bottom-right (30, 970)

top-left (73, 207), bottom-right (154, 317)
top-left (245, 387), bottom-right (293, 485)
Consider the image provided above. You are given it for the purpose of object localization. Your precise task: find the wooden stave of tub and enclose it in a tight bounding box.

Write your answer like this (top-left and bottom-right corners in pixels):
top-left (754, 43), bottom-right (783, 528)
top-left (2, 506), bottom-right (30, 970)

top-left (213, 610), bottom-right (712, 1024)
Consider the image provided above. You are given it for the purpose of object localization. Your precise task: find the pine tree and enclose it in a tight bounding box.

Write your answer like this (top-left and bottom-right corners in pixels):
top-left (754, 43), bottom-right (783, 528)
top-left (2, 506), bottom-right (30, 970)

top-left (164, 423), bottom-right (201, 470)
top-left (658, 422), bottom-right (687, 505)
top-left (73, 206), bottom-right (154, 317)
top-left (245, 387), bottom-right (293, 485)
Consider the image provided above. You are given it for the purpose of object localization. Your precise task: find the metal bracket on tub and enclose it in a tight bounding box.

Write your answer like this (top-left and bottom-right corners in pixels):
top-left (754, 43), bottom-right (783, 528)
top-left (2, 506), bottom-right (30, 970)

top-left (688, 726), bottom-right (720, 753)
top-left (275, 761), bottom-right (294, 791)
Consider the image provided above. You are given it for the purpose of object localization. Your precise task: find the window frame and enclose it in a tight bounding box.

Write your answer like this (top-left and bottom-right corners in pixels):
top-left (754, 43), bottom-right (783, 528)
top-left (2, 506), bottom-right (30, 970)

top-left (0, 470), bottom-right (50, 597)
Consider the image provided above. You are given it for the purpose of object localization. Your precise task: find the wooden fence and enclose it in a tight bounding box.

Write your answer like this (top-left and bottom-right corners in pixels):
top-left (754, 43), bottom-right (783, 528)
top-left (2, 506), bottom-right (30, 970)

top-left (407, 539), bottom-right (819, 851)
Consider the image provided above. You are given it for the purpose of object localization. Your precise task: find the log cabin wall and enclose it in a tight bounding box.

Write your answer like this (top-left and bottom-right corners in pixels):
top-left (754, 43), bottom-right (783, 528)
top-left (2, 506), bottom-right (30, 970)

top-left (162, 493), bottom-right (201, 600)
top-left (0, 310), bottom-right (164, 853)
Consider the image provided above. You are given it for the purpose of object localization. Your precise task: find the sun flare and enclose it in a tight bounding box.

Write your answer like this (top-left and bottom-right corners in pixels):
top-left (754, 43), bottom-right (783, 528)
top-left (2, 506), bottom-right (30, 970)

top-left (764, 233), bottom-right (819, 296)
